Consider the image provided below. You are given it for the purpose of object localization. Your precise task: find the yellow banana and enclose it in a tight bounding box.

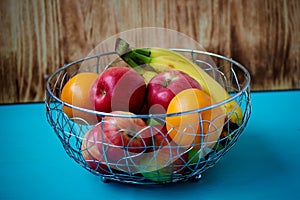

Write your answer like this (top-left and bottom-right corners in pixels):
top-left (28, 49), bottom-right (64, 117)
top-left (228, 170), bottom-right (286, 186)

top-left (115, 38), bottom-right (242, 126)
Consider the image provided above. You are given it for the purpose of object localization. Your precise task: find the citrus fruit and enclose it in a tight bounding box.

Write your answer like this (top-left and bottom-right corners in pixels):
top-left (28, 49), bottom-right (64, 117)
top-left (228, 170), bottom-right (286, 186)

top-left (166, 88), bottom-right (225, 149)
top-left (61, 72), bottom-right (99, 124)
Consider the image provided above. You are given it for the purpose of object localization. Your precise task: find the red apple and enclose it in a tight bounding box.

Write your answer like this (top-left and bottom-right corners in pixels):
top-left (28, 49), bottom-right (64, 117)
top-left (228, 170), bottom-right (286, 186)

top-left (81, 129), bottom-right (110, 174)
top-left (147, 118), bottom-right (172, 149)
top-left (147, 70), bottom-right (202, 114)
top-left (82, 111), bottom-right (152, 173)
top-left (152, 126), bottom-right (169, 147)
top-left (90, 66), bottom-right (146, 114)
top-left (150, 120), bottom-right (172, 150)
top-left (103, 111), bottom-right (152, 154)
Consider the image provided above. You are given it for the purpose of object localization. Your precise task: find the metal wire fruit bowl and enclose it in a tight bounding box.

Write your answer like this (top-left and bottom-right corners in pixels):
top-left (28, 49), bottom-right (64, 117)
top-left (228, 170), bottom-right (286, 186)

top-left (45, 49), bottom-right (251, 185)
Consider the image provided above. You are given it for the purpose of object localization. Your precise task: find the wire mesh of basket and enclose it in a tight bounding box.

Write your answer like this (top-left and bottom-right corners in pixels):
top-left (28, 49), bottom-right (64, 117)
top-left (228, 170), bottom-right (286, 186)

top-left (45, 49), bottom-right (251, 185)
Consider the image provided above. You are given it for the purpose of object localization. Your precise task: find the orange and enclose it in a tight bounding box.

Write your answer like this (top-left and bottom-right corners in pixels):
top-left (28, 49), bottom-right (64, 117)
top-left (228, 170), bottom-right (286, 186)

top-left (61, 72), bottom-right (99, 124)
top-left (166, 88), bottom-right (225, 150)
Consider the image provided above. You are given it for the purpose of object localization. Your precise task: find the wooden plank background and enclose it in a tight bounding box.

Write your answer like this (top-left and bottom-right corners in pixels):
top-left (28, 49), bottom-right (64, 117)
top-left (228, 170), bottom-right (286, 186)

top-left (0, 0), bottom-right (299, 104)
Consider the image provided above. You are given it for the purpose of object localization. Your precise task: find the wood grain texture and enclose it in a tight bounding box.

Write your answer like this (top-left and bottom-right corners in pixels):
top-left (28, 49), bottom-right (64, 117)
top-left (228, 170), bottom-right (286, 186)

top-left (0, 0), bottom-right (299, 103)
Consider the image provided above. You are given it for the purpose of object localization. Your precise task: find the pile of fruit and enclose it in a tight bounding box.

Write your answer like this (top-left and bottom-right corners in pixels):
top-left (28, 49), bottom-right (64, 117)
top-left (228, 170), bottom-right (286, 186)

top-left (60, 38), bottom-right (242, 183)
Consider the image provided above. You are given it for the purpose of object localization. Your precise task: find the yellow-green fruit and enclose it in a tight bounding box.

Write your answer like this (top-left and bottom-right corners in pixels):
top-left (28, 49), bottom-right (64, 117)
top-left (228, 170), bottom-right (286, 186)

top-left (137, 148), bottom-right (187, 182)
top-left (138, 156), bottom-right (174, 182)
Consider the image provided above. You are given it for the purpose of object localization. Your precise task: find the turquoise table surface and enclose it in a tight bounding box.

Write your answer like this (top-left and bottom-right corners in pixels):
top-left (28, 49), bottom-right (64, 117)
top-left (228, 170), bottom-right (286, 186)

top-left (1, 91), bottom-right (300, 200)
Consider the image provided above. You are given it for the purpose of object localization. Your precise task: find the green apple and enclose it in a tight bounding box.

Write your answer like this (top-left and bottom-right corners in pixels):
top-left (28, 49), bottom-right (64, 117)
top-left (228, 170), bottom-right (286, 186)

top-left (188, 149), bottom-right (200, 165)
top-left (138, 155), bottom-right (173, 182)
top-left (137, 148), bottom-right (188, 182)
top-left (187, 147), bottom-right (213, 165)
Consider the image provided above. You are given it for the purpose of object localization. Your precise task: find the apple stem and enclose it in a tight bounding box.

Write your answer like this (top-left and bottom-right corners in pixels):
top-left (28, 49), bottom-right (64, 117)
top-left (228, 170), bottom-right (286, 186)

top-left (163, 79), bottom-right (172, 88)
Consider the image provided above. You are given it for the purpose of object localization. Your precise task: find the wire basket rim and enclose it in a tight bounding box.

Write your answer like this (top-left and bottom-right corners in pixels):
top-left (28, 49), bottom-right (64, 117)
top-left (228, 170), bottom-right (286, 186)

top-left (45, 49), bottom-right (251, 119)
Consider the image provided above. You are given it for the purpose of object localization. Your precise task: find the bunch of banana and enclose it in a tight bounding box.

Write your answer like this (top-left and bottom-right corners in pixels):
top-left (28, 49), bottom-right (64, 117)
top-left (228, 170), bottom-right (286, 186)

top-left (115, 38), bottom-right (242, 127)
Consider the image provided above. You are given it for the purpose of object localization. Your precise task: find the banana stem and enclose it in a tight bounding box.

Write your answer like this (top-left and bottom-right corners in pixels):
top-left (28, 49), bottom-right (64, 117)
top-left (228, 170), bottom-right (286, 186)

top-left (130, 51), bottom-right (152, 64)
top-left (115, 38), bottom-right (131, 55)
top-left (134, 48), bottom-right (151, 57)
top-left (122, 55), bottom-right (145, 74)
top-left (115, 38), bottom-right (152, 73)
top-left (115, 38), bottom-right (151, 65)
